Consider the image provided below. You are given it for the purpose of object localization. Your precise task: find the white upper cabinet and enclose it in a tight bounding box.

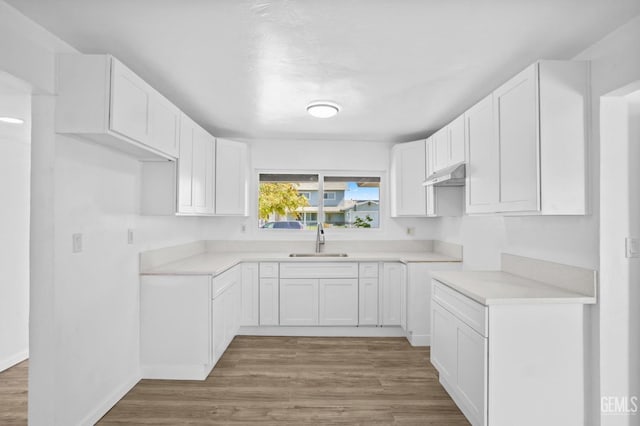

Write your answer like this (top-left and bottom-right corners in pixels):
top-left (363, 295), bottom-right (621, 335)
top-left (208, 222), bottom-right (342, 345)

top-left (465, 61), bottom-right (589, 215)
top-left (433, 128), bottom-right (450, 172)
top-left (465, 94), bottom-right (499, 214)
top-left (390, 139), bottom-right (427, 217)
top-left (428, 114), bottom-right (466, 176)
top-left (177, 114), bottom-right (215, 215)
top-left (215, 138), bottom-right (248, 216)
top-left (448, 114), bottom-right (466, 165)
top-left (149, 92), bottom-right (181, 158)
top-left (56, 54), bottom-right (181, 160)
top-left (493, 64), bottom-right (540, 212)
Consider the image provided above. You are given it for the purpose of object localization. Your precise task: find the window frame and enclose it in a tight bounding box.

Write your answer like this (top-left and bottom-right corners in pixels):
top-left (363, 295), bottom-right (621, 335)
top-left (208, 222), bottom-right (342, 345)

top-left (256, 169), bottom-right (384, 233)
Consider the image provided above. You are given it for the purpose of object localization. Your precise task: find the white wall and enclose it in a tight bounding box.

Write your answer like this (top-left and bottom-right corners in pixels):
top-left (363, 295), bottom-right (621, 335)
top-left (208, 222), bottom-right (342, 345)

top-left (580, 13), bottom-right (640, 425)
top-left (0, 2), bottom-right (207, 424)
top-left (199, 138), bottom-right (441, 241)
top-left (0, 93), bottom-right (31, 371)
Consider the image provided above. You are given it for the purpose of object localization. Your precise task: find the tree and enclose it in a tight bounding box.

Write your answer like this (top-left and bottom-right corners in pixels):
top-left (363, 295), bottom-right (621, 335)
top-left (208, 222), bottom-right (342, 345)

top-left (258, 183), bottom-right (310, 221)
top-left (353, 215), bottom-right (373, 228)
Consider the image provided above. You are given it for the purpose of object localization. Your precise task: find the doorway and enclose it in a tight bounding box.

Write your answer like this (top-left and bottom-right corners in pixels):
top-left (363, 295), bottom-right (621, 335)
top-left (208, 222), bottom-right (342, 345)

top-left (0, 71), bottom-right (31, 424)
top-left (599, 82), bottom-right (640, 424)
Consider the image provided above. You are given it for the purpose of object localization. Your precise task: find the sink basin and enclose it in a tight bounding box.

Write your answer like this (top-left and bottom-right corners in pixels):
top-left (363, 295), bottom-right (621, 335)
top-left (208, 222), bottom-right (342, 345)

top-left (289, 253), bottom-right (349, 257)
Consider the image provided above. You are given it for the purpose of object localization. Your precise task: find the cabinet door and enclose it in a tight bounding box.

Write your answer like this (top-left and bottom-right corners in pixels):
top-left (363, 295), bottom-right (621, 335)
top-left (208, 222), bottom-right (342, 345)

top-left (215, 138), bottom-right (248, 216)
top-left (109, 59), bottom-right (150, 144)
top-left (259, 278), bottom-right (279, 325)
top-left (431, 301), bottom-right (457, 385)
top-left (494, 64), bottom-right (540, 212)
top-left (390, 140), bottom-right (426, 217)
top-left (433, 128), bottom-right (450, 172)
top-left (456, 319), bottom-right (487, 425)
top-left (149, 93), bottom-right (180, 158)
top-left (449, 114), bottom-right (465, 165)
top-left (319, 279), bottom-right (358, 326)
top-left (212, 292), bottom-right (226, 363)
top-left (177, 115), bottom-right (195, 212)
top-left (381, 263), bottom-right (404, 326)
top-left (241, 263), bottom-right (259, 326)
top-left (191, 126), bottom-right (215, 214)
top-left (280, 279), bottom-right (319, 326)
top-left (358, 278), bottom-right (379, 325)
top-left (465, 94), bottom-right (499, 213)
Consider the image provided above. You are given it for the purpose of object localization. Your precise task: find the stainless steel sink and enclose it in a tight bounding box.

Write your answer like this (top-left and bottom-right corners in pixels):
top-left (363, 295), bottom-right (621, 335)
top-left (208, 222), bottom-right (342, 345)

top-left (289, 253), bottom-right (349, 257)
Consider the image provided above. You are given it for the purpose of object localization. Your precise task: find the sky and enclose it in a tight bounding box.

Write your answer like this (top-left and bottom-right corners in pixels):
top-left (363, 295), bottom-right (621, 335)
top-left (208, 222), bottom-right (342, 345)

top-left (344, 182), bottom-right (380, 201)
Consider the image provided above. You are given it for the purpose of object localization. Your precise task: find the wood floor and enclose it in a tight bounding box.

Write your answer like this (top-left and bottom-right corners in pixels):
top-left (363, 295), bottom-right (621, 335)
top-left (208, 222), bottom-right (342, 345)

top-left (99, 336), bottom-right (469, 425)
top-left (0, 360), bottom-right (28, 426)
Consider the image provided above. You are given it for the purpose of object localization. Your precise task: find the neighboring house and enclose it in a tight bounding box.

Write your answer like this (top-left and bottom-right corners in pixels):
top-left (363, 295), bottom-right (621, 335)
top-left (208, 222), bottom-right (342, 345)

top-left (287, 182), bottom-right (380, 228)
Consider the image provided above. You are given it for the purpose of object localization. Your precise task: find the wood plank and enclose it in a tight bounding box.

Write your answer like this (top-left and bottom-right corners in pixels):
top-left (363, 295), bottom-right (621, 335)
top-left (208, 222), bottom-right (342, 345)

top-left (99, 336), bottom-right (468, 425)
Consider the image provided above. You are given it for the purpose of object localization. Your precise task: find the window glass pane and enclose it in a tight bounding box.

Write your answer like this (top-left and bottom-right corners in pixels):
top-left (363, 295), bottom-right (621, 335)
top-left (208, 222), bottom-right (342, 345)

top-left (258, 174), bottom-right (318, 230)
top-left (323, 176), bottom-right (380, 229)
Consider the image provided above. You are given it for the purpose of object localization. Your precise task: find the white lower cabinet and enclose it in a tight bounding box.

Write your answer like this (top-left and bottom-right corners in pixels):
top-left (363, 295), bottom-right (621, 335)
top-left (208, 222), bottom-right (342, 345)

top-left (140, 266), bottom-right (241, 381)
top-left (380, 262), bottom-right (405, 326)
top-left (431, 279), bottom-right (587, 426)
top-left (280, 279), bottom-right (319, 326)
top-left (318, 279), bottom-right (358, 326)
top-left (358, 277), bottom-right (379, 325)
top-left (240, 263), bottom-right (259, 326)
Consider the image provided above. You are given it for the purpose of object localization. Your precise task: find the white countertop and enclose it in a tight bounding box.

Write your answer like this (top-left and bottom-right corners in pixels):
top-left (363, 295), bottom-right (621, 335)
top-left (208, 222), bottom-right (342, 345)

top-left (431, 270), bottom-right (596, 305)
top-left (141, 251), bottom-right (461, 276)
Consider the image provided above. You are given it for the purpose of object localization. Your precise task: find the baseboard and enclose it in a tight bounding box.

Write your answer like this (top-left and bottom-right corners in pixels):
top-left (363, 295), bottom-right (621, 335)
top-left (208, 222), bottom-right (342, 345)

top-left (238, 326), bottom-right (407, 338)
top-left (141, 363), bottom-right (213, 381)
top-left (0, 349), bottom-right (28, 372)
top-left (80, 373), bottom-right (140, 426)
top-left (408, 333), bottom-right (431, 347)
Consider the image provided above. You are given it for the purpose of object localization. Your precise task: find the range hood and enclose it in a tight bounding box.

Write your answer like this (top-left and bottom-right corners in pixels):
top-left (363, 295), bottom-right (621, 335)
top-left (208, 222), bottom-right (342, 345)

top-left (422, 162), bottom-right (466, 187)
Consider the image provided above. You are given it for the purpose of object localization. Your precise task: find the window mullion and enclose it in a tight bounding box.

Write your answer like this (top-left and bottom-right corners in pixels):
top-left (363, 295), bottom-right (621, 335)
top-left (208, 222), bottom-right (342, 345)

top-left (318, 173), bottom-right (324, 225)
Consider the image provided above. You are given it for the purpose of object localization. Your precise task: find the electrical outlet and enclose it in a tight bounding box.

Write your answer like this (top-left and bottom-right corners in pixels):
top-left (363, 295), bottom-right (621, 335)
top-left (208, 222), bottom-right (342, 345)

top-left (406, 227), bottom-right (415, 236)
top-left (241, 224), bottom-right (246, 233)
top-left (127, 229), bottom-right (134, 245)
top-left (72, 233), bottom-right (82, 253)
top-left (626, 237), bottom-right (639, 258)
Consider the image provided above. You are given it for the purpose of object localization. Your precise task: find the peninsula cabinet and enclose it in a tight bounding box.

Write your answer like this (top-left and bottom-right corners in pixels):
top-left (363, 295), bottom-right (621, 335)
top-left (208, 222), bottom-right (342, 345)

top-left (465, 60), bottom-right (589, 215)
top-left (140, 266), bottom-right (241, 380)
top-left (431, 279), bottom-right (588, 426)
top-left (56, 54), bottom-right (180, 160)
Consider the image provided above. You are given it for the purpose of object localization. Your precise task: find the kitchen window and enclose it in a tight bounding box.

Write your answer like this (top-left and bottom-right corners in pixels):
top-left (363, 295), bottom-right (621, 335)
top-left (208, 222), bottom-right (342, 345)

top-left (258, 173), bottom-right (381, 230)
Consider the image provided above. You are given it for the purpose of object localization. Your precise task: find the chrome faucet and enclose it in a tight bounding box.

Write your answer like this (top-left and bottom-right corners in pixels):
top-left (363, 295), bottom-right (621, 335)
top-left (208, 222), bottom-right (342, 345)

top-left (315, 222), bottom-right (325, 253)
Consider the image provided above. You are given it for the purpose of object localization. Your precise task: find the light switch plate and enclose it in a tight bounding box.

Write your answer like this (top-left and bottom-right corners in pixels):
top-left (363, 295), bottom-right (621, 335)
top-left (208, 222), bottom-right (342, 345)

top-left (626, 237), bottom-right (639, 258)
top-left (72, 233), bottom-right (82, 253)
top-left (127, 229), bottom-right (134, 245)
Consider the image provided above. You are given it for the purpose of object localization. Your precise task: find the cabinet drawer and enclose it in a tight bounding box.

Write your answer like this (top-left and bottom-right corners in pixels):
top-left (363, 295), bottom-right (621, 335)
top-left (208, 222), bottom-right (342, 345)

top-left (432, 280), bottom-right (488, 337)
top-left (280, 262), bottom-right (358, 279)
top-left (359, 262), bottom-right (379, 278)
top-left (212, 267), bottom-right (239, 299)
top-left (259, 262), bottom-right (279, 278)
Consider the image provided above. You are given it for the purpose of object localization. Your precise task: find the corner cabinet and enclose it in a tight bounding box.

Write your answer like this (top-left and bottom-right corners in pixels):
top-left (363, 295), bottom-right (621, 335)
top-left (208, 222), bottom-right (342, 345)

top-left (140, 134), bottom-right (249, 217)
top-left (390, 139), bottom-right (463, 218)
top-left (465, 60), bottom-right (589, 215)
top-left (56, 54), bottom-right (180, 160)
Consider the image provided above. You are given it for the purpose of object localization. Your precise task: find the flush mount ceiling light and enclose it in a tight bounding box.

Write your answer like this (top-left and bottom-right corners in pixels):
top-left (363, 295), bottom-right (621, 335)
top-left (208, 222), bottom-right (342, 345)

top-left (0, 116), bottom-right (25, 124)
top-left (306, 101), bottom-right (340, 118)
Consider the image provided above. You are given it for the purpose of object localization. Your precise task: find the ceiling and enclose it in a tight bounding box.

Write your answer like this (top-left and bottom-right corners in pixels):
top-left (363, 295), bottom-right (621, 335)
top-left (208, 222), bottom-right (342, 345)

top-left (7, 0), bottom-right (640, 142)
